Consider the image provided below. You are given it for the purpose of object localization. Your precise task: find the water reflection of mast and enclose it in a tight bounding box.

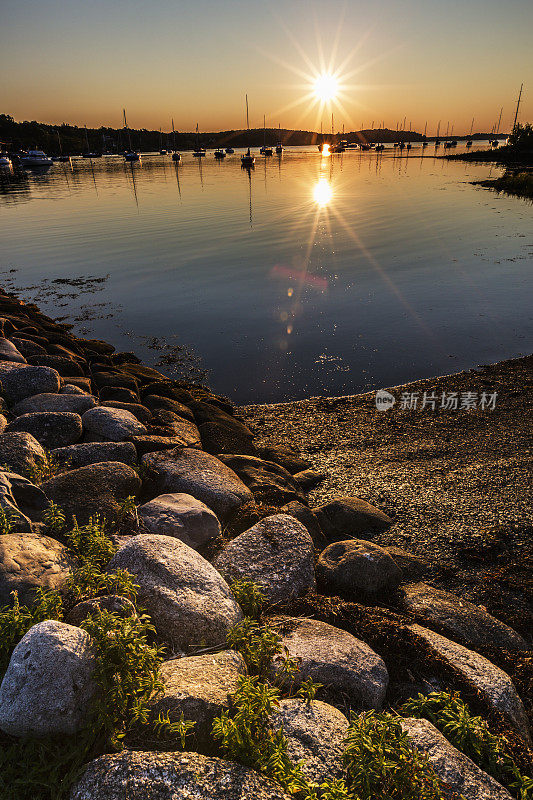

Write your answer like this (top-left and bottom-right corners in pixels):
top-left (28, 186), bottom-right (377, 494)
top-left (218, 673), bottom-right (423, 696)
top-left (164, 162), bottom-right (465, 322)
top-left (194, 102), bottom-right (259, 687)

top-left (125, 161), bottom-right (139, 208)
top-left (174, 162), bottom-right (182, 200)
top-left (197, 155), bottom-right (204, 188)
top-left (243, 165), bottom-right (253, 228)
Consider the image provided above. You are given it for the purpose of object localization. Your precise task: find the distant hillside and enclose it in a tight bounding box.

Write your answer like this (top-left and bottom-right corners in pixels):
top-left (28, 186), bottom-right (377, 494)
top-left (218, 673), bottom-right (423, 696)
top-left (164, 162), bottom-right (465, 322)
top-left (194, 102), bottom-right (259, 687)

top-left (0, 114), bottom-right (507, 154)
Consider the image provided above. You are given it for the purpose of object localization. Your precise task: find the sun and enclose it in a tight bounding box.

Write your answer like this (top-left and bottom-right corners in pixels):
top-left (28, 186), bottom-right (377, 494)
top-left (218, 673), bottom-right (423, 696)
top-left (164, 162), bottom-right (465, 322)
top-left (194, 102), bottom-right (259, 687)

top-left (313, 73), bottom-right (339, 103)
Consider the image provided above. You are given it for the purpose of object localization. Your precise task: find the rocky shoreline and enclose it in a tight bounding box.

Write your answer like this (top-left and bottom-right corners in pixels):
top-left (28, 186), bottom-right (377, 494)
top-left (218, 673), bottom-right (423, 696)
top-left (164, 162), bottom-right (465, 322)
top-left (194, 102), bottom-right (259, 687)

top-left (0, 287), bottom-right (530, 799)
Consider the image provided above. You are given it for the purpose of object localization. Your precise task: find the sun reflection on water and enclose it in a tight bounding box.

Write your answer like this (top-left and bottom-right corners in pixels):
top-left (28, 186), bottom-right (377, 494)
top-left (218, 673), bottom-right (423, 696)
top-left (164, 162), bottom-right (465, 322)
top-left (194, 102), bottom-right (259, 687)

top-left (313, 177), bottom-right (333, 207)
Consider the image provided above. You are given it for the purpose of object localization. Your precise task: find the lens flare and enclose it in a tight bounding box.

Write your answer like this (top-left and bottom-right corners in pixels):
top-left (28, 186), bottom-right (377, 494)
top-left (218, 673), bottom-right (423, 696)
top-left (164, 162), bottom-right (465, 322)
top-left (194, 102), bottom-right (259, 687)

top-left (313, 177), bottom-right (333, 207)
top-left (313, 73), bottom-right (339, 103)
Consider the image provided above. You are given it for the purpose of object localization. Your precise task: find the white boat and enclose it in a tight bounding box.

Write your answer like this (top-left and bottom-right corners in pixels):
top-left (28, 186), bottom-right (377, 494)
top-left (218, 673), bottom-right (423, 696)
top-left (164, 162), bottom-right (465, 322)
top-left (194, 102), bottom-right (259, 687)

top-left (0, 155), bottom-right (12, 168)
top-left (260, 115), bottom-right (273, 155)
top-left (20, 150), bottom-right (53, 167)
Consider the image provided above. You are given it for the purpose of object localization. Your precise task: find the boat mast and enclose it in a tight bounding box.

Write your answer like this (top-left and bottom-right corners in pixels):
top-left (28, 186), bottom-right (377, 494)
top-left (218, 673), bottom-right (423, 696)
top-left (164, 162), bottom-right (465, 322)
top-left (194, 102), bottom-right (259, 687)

top-left (172, 118), bottom-right (176, 152)
top-left (512, 83), bottom-right (524, 131)
top-left (263, 115), bottom-right (266, 148)
top-left (496, 106), bottom-right (503, 135)
top-left (423, 121), bottom-right (427, 137)
top-left (470, 117), bottom-right (474, 135)
top-left (57, 129), bottom-right (62, 155)
top-left (436, 120), bottom-right (441, 138)
top-left (123, 109), bottom-right (133, 152)
top-left (84, 125), bottom-right (90, 154)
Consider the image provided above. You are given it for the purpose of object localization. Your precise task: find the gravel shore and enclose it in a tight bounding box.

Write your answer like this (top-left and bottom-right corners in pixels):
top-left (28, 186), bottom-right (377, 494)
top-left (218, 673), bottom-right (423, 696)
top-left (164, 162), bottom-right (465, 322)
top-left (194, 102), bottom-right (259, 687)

top-left (241, 355), bottom-right (533, 638)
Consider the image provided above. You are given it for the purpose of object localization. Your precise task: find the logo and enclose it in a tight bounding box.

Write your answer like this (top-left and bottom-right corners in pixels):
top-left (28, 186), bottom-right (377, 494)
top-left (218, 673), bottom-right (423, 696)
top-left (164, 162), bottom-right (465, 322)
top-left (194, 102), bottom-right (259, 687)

top-left (375, 389), bottom-right (395, 411)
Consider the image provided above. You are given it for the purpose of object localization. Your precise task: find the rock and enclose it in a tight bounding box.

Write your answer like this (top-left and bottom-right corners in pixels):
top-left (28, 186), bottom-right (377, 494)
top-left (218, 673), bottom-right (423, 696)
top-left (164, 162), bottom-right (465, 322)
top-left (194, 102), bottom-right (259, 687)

top-left (60, 376), bottom-right (92, 393)
top-left (385, 547), bottom-right (431, 581)
top-left (143, 394), bottom-right (195, 422)
top-left (28, 354), bottom-right (85, 376)
top-left (99, 387), bottom-right (140, 403)
top-left (0, 337), bottom-right (26, 363)
top-left (10, 336), bottom-right (46, 358)
top-left (141, 382), bottom-right (193, 403)
top-left (101, 401), bottom-right (152, 424)
top-left (218, 454), bottom-right (307, 506)
top-left (70, 751), bottom-right (291, 800)
top-left (41, 462), bottom-right (141, 525)
top-left (269, 616), bottom-right (388, 709)
top-left (130, 435), bottom-right (191, 457)
top-left (138, 493), bottom-right (221, 549)
top-left (12, 393), bottom-right (96, 416)
top-left (51, 441), bottom-right (138, 470)
top-left (214, 514), bottom-right (316, 604)
top-left (270, 699), bottom-right (349, 784)
top-left (0, 620), bottom-right (95, 736)
top-left (401, 718), bottom-right (513, 800)
top-left (149, 411), bottom-right (202, 447)
top-left (147, 650), bottom-right (246, 750)
top-left (316, 539), bottom-right (402, 596)
top-left (258, 444), bottom-right (311, 474)
top-left (107, 535), bottom-right (242, 650)
top-left (0, 431), bottom-right (46, 476)
top-left (61, 383), bottom-right (89, 395)
top-left (0, 532), bottom-right (74, 604)
top-left (2, 470), bottom-right (49, 518)
top-left (408, 624), bottom-right (530, 739)
top-left (142, 447), bottom-right (253, 522)
top-left (189, 401), bottom-right (255, 456)
top-left (92, 371), bottom-right (138, 391)
top-left (82, 406), bottom-right (147, 441)
top-left (0, 363), bottom-right (61, 405)
top-left (401, 583), bottom-right (528, 651)
top-left (66, 595), bottom-right (137, 626)
top-left (0, 472), bottom-right (33, 530)
top-left (6, 411), bottom-right (83, 448)
top-left (280, 501), bottom-right (327, 550)
top-left (293, 469), bottom-right (326, 489)
top-left (0, 414), bottom-right (6, 434)
top-left (316, 497), bottom-right (393, 540)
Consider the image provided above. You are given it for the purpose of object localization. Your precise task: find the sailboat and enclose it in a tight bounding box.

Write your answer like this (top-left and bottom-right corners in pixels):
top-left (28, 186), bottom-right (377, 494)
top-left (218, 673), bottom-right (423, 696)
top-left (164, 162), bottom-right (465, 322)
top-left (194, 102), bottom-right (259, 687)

top-left (171, 119), bottom-right (181, 162)
top-left (276, 123), bottom-right (283, 154)
top-left (159, 128), bottom-right (168, 155)
top-left (435, 120), bottom-right (441, 147)
top-left (123, 110), bottom-right (140, 162)
top-left (241, 95), bottom-right (255, 167)
top-left (260, 116), bottom-right (273, 156)
top-left (82, 125), bottom-right (100, 158)
top-left (466, 117), bottom-right (474, 147)
top-left (422, 121), bottom-right (428, 147)
top-left (225, 145), bottom-right (235, 154)
top-left (53, 129), bottom-right (71, 163)
top-left (214, 146), bottom-right (226, 159)
top-left (193, 123), bottom-right (206, 157)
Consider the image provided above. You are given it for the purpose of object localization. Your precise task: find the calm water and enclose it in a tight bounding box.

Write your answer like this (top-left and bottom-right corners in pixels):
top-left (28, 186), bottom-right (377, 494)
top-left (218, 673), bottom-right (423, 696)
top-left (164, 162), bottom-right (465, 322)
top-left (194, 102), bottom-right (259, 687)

top-left (1, 145), bottom-right (532, 403)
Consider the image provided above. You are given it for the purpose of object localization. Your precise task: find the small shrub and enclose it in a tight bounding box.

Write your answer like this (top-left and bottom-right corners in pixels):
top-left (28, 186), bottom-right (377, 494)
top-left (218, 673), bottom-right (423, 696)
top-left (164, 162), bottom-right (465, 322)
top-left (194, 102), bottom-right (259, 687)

top-left (42, 502), bottom-right (66, 532)
top-left (230, 579), bottom-right (265, 619)
top-left (342, 711), bottom-right (446, 800)
top-left (0, 505), bottom-right (14, 535)
top-left (64, 515), bottom-right (117, 567)
top-left (227, 617), bottom-right (300, 681)
top-left (401, 692), bottom-right (533, 799)
top-left (0, 589), bottom-right (63, 677)
top-left (27, 451), bottom-right (69, 484)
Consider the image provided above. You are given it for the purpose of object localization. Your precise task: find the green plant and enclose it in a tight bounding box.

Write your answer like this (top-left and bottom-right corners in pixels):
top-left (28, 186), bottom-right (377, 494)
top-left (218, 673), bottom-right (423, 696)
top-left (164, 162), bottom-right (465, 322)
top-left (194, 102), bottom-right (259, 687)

top-left (64, 564), bottom-right (138, 604)
top-left (297, 677), bottom-right (322, 702)
top-left (401, 692), bottom-right (533, 799)
top-left (27, 451), bottom-right (69, 484)
top-left (0, 505), bottom-right (15, 535)
top-left (0, 589), bottom-right (63, 677)
top-left (227, 617), bottom-right (300, 682)
top-left (152, 710), bottom-right (196, 748)
top-left (230, 579), bottom-right (265, 619)
top-left (342, 711), bottom-right (445, 800)
top-left (118, 495), bottom-right (138, 521)
top-left (63, 515), bottom-right (117, 567)
top-left (42, 502), bottom-right (66, 532)
top-left (508, 122), bottom-right (533, 151)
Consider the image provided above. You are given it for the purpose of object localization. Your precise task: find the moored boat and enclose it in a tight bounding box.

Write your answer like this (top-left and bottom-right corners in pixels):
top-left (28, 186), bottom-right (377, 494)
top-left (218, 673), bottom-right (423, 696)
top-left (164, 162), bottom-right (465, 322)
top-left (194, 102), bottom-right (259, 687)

top-left (122, 109), bottom-right (141, 162)
top-left (20, 150), bottom-right (53, 167)
top-left (214, 148), bottom-right (226, 159)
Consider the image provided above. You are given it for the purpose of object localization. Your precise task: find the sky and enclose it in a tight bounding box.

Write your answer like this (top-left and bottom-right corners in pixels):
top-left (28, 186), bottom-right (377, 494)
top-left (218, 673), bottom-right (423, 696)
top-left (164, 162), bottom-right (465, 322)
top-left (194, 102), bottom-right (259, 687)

top-left (2, 0), bottom-right (531, 134)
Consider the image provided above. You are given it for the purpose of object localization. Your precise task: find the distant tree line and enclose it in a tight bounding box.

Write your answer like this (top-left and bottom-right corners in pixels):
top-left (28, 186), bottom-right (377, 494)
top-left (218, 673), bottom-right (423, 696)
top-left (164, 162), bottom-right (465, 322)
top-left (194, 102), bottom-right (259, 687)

top-left (0, 114), bottom-right (509, 154)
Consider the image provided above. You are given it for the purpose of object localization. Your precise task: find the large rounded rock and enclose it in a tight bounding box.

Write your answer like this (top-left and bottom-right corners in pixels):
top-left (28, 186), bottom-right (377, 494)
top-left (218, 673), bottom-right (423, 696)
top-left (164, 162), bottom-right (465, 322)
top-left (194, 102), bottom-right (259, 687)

top-left (70, 751), bottom-right (291, 800)
top-left (214, 515), bottom-right (316, 603)
top-left (6, 411), bottom-right (83, 448)
top-left (51, 441), bottom-right (138, 470)
top-left (142, 447), bottom-right (253, 522)
top-left (401, 718), bottom-right (513, 800)
top-left (316, 539), bottom-right (402, 596)
top-left (82, 406), bottom-right (147, 441)
top-left (270, 699), bottom-right (349, 784)
top-left (12, 393), bottom-right (96, 416)
top-left (28, 354), bottom-right (85, 377)
top-left (147, 650), bottom-right (246, 750)
top-left (269, 616), bottom-right (388, 709)
top-left (41, 462), bottom-right (141, 524)
top-left (149, 410), bottom-right (202, 447)
top-left (408, 624), bottom-right (530, 739)
top-left (0, 532), bottom-right (74, 604)
top-left (0, 620), bottom-right (95, 737)
top-left (107, 535), bottom-right (242, 650)
top-left (316, 497), bottom-right (393, 540)
top-left (0, 431), bottom-right (46, 476)
top-left (0, 338), bottom-right (26, 363)
top-left (280, 501), bottom-right (327, 550)
top-left (401, 583), bottom-right (528, 651)
top-left (138, 493), bottom-right (221, 549)
top-left (218, 454), bottom-right (307, 506)
top-left (0, 363), bottom-right (61, 405)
